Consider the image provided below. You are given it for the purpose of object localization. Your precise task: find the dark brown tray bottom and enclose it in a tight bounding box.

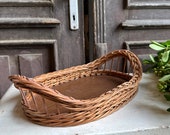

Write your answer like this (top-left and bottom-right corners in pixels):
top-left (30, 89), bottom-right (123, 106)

top-left (54, 75), bottom-right (127, 100)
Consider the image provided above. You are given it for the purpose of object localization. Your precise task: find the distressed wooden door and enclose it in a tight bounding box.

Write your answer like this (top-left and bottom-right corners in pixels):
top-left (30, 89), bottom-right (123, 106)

top-left (88, 0), bottom-right (170, 70)
top-left (0, 0), bottom-right (85, 98)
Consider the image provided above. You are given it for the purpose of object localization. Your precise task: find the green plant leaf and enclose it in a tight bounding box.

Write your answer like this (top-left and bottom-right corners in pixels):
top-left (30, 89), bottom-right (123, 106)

top-left (164, 94), bottom-right (170, 101)
top-left (167, 108), bottom-right (170, 112)
top-left (149, 55), bottom-right (155, 63)
top-left (151, 41), bottom-right (165, 47)
top-left (165, 64), bottom-right (170, 67)
top-left (159, 74), bottom-right (170, 82)
top-left (143, 59), bottom-right (154, 64)
top-left (164, 40), bottom-right (170, 47)
top-left (149, 44), bottom-right (165, 51)
top-left (162, 51), bottom-right (170, 62)
top-left (145, 40), bottom-right (170, 112)
top-left (165, 68), bottom-right (170, 71)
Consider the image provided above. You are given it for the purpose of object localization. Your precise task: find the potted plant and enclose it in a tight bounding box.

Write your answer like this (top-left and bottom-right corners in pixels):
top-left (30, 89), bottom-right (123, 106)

top-left (143, 40), bottom-right (170, 112)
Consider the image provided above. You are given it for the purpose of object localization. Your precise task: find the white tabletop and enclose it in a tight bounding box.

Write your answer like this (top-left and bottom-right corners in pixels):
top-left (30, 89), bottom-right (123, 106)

top-left (0, 73), bottom-right (170, 135)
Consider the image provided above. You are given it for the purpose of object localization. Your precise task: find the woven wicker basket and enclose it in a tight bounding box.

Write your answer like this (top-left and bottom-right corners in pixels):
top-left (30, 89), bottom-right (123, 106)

top-left (9, 50), bottom-right (142, 127)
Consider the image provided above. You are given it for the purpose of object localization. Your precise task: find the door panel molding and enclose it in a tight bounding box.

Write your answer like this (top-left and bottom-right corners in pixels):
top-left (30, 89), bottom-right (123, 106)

top-left (124, 40), bottom-right (166, 71)
top-left (0, 0), bottom-right (54, 7)
top-left (0, 18), bottom-right (60, 28)
top-left (122, 19), bottom-right (170, 29)
top-left (0, 39), bottom-right (58, 98)
top-left (0, 39), bottom-right (59, 70)
top-left (127, 0), bottom-right (170, 9)
top-left (124, 40), bottom-right (166, 55)
top-left (0, 39), bottom-right (56, 45)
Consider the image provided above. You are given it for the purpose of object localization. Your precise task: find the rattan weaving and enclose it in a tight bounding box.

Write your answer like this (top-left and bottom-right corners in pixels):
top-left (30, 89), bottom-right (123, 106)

top-left (9, 49), bottom-right (142, 127)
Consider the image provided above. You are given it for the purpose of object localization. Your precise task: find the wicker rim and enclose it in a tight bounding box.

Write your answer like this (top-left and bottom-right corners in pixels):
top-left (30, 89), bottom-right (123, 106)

top-left (9, 49), bottom-right (142, 109)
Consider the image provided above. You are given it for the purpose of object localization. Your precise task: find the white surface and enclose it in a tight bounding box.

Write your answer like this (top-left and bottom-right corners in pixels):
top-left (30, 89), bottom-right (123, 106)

top-left (0, 73), bottom-right (170, 135)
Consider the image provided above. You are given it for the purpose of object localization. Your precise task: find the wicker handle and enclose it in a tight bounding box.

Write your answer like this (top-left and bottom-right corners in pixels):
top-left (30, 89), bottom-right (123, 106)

top-left (9, 75), bottom-right (85, 108)
top-left (9, 49), bottom-right (142, 108)
top-left (88, 49), bottom-right (142, 81)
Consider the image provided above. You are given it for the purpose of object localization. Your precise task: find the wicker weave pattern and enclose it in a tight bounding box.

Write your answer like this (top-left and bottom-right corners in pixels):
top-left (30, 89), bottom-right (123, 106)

top-left (9, 50), bottom-right (142, 127)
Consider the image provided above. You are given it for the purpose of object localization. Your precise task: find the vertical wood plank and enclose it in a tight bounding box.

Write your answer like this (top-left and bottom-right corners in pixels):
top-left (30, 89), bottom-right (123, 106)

top-left (95, 43), bottom-right (107, 58)
top-left (18, 54), bottom-right (43, 77)
top-left (0, 55), bottom-right (10, 98)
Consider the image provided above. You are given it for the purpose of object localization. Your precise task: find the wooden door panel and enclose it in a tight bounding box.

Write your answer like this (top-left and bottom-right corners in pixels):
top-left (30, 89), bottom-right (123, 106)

top-left (0, 42), bottom-right (56, 75)
top-left (18, 54), bottom-right (43, 77)
top-left (0, 40), bottom-right (57, 98)
top-left (122, 0), bottom-right (170, 69)
top-left (0, 0), bottom-right (85, 99)
top-left (0, 55), bottom-right (11, 98)
top-left (91, 0), bottom-right (170, 72)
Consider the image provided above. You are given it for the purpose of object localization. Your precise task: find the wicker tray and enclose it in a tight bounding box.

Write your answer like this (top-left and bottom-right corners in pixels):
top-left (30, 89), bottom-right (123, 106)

top-left (9, 50), bottom-right (142, 127)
